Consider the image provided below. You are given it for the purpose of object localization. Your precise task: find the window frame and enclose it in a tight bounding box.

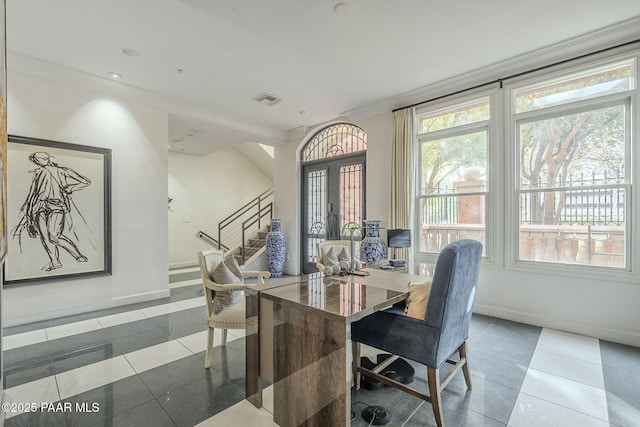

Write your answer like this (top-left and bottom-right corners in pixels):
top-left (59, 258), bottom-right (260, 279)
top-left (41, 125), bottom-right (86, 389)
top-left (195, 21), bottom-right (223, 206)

top-left (504, 54), bottom-right (637, 281)
top-left (413, 90), bottom-right (498, 267)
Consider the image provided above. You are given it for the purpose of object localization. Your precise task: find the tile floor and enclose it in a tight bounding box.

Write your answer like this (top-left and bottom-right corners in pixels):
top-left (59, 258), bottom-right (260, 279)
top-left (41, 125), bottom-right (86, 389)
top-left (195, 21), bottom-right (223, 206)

top-left (2, 267), bottom-right (639, 426)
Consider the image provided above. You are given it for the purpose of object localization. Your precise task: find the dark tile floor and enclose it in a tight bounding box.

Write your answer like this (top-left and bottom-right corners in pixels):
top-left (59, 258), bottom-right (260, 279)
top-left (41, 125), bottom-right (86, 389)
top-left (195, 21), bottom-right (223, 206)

top-left (2, 268), bottom-right (639, 426)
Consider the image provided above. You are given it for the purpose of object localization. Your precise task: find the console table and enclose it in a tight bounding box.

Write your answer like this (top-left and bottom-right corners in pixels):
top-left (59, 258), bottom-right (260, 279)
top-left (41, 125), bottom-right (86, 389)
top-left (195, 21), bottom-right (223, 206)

top-left (245, 269), bottom-right (426, 426)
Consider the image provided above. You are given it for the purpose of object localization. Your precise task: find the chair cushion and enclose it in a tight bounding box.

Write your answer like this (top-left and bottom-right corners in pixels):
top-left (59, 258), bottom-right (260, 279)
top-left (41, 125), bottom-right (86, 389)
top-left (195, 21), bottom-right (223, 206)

top-left (212, 290), bottom-right (243, 314)
top-left (338, 247), bottom-right (351, 263)
top-left (211, 255), bottom-right (244, 314)
top-left (211, 258), bottom-right (242, 284)
top-left (324, 246), bottom-right (339, 266)
top-left (210, 297), bottom-right (246, 325)
top-left (404, 282), bottom-right (431, 320)
top-left (336, 246), bottom-right (363, 269)
top-left (224, 254), bottom-right (243, 280)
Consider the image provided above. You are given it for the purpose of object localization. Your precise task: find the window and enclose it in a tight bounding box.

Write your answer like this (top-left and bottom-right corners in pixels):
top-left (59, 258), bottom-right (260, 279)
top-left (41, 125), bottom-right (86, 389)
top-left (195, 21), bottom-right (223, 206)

top-left (511, 59), bottom-right (634, 270)
top-left (415, 96), bottom-right (490, 258)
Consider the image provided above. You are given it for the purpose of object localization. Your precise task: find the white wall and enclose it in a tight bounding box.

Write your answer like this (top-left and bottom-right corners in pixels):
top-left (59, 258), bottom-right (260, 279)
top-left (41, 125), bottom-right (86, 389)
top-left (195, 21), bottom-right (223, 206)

top-left (5, 71), bottom-right (168, 326)
top-left (274, 112), bottom-right (640, 347)
top-left (168, 149), bottom-right (272, 266)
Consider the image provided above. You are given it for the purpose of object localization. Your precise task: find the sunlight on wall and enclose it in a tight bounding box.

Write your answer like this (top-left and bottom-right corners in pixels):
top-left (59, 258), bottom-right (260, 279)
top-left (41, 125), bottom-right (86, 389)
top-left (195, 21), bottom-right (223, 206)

top-left (258, 143), bottom-right (274, 158)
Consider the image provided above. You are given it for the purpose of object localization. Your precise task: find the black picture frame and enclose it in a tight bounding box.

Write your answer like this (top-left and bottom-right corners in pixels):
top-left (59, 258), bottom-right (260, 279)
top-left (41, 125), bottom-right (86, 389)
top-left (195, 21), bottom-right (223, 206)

top-left (0, 0), bottom-right (7, 265)
top-left (4, 135), bottom-right (112, 284)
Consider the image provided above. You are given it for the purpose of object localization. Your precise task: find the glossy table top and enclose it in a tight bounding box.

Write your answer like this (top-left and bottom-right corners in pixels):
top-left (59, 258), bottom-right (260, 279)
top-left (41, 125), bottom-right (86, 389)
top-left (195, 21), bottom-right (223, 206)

top-left (259, 272), bottom-right (415, 321)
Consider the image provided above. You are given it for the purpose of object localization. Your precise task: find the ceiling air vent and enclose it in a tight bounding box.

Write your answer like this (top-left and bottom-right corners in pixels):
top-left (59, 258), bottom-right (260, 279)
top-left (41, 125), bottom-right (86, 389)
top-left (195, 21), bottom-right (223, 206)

top-left (253, 92), bottom-right (282, 106)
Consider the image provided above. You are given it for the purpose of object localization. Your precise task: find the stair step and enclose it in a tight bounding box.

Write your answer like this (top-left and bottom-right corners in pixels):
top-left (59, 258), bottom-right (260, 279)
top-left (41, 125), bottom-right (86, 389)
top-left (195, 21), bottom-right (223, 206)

top-left (249, 238), bottom-right (266, 247)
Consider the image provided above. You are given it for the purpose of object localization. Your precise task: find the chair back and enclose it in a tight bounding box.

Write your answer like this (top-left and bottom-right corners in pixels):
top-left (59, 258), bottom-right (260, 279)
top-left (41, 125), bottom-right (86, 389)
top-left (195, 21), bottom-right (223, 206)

top-left (198, 248), bottom-right (225, 284)
top-left (425, 239), bottom-right (482, 366)
top-left (318, 240), bottom-right (348, 258)
top-left (198, 248), bottom-right (226, 318)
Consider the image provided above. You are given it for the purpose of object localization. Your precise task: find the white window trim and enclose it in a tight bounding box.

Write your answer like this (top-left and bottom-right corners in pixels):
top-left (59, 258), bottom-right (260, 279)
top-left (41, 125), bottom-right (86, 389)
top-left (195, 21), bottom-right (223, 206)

top-left (412, 89), bottom-right (499, 267)
top-left (503, 52), bottom-right (639, 283)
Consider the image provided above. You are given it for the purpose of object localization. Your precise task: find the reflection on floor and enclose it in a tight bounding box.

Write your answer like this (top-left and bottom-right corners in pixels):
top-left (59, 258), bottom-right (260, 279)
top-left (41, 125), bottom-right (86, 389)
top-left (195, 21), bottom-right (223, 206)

top-left (2, 266), bottom-right (639, 426)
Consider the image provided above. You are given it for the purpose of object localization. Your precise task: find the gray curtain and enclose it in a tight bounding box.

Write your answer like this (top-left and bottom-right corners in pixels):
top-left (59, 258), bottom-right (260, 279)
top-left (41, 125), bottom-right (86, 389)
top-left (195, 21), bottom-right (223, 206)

top-left (390, 108), bottom-right (414, 270)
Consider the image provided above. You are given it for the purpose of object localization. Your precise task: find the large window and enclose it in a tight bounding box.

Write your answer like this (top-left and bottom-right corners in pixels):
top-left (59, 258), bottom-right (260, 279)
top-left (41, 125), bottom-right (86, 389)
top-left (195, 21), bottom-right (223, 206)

top-left (511, 59), bottom-right (634, 270)
top-left (415, 96), bottom-right (490, 258)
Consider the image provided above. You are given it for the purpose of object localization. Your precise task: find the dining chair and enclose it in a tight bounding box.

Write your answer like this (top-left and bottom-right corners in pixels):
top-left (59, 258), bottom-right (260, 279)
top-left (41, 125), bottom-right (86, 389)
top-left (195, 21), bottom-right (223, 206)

top-left (198, 248), bottom-right (270, 368)
top-left (316, 239), bottom-right (361, 273)
top-left (351, 239), bottom-right (482, 427)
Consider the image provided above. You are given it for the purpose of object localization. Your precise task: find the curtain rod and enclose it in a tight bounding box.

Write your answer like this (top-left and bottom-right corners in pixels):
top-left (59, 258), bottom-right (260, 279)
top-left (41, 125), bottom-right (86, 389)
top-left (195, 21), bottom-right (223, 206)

top-left (392, 38), bottom-right (640, 113)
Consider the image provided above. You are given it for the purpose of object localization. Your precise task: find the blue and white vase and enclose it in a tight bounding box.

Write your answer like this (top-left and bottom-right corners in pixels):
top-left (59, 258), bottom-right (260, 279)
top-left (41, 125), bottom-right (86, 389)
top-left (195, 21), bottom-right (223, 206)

top-left (266, 218), bottom-right (286, 277)
top-left (360, 220), bottom-right (387, 263)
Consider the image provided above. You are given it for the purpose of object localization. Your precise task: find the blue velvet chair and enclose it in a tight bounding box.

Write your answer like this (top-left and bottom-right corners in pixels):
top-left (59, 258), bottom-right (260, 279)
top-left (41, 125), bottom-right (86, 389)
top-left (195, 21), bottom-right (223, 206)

top-left (351, 239), bottom-right (482, 427)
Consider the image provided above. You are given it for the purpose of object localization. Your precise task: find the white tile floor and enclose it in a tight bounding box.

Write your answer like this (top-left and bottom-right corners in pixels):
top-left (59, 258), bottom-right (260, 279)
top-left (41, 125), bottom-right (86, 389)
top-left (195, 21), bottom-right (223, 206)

top-left (195, 386), bottom-right (277, 427)
top-left (3, 272), bottom-right (637, 426)
top-left (56, 356), bottom-right (137, 400)
top-left (3, 310), bottom-right (245, 420)
top-left (2, 295), bottom-right (205, 351)
top-left (508, 328), bottom-right (609, 426)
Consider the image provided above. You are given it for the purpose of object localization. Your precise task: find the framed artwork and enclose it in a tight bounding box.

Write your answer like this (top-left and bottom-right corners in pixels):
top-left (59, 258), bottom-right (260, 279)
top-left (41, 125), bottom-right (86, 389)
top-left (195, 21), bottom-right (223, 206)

top-left (0, 0), bottom-right (7, 265)
top-left (5, 135), bottom-right (112, 284)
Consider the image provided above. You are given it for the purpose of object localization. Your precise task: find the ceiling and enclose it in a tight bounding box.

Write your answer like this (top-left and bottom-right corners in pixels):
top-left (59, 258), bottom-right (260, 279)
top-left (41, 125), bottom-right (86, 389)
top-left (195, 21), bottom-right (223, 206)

top-left (6, 0), bottom-right (640, 155)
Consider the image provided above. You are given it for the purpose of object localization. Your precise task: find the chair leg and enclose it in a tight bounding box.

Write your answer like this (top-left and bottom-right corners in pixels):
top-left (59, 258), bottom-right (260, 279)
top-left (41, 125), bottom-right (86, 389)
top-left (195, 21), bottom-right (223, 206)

top-left (428, 367), bottom-right (445, 427)
top-left (221, 328), bottom-right (228, 347)
top-left (204, 327), bottom-right (214, 368)
top-left (459, 341), bottom-right (472, 390)
top-left (352, 341), bottom-right (361, 390)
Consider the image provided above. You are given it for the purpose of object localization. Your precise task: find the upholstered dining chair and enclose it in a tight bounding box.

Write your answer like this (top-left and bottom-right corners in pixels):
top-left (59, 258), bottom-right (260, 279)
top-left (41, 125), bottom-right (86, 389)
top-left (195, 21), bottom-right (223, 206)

top-left (316, 239), bottom-right (361, 272)
top-left (198, 248), bottom-right (270, 368)
top-left (351, 239), bottom-right (482, 427)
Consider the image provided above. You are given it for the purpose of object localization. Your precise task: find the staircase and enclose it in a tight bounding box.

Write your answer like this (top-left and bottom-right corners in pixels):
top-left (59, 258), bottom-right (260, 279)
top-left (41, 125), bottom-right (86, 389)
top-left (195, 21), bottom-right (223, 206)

top-left (197, 188), bottom-right (273, 266)
top-left (231, 225), bottom-right (270, 266)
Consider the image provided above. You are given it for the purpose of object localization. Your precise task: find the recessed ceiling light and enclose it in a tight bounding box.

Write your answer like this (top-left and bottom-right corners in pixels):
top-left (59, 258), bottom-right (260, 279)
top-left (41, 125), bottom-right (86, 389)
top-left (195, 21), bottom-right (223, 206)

top-left (334, 2), bottom-right (351, 16)
top-left (120, 48), bottom-right (138, 56)
top-left (108, 72), bottom-right (123, 79)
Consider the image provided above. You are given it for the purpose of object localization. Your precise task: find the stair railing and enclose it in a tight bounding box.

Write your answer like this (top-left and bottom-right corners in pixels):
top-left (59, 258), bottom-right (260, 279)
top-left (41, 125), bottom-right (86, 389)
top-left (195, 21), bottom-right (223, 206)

top-left (239, 202), bottom-right (273, 265)
top-left (217, 188), bottom-right (274, 256)
top-left (196, 231), bottom-right (229, 251)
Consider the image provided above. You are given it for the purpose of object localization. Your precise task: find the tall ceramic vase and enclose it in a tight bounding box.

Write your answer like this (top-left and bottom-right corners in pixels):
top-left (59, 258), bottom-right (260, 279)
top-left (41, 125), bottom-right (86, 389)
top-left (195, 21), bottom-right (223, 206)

top-left (266, 218), bottom-right (286, 277)
top-left (360, 220), bottom-right (387, 264)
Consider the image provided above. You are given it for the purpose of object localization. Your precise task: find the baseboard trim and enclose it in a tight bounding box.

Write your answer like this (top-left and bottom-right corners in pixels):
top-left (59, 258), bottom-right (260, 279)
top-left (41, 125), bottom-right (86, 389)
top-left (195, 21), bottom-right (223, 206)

top-left (3, 289), bottom-right (171, 328)
top-left (474, 303), bottom-right (640, 347)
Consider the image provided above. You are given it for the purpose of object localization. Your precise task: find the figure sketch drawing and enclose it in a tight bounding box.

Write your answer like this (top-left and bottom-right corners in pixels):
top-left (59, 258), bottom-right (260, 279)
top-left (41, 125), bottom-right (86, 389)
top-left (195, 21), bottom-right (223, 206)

top-left (13, 152), bottom-right (93, 272)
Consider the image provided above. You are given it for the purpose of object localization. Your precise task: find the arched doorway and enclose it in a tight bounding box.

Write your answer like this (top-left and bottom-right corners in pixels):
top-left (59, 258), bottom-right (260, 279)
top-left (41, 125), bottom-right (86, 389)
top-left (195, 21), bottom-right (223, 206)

top-left (300, 123), bottom-right (367, 273)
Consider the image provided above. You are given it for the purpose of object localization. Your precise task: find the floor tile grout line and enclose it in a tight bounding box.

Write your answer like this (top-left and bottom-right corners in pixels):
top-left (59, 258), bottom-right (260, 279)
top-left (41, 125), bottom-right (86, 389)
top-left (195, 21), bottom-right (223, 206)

top-left (3, 295), bottom-right (206, 351)
top-left (517, 388), bottom-right (611, 424)
top-left (3, 280), bottom-right (203, 337)
top-left (507, 327), bottom-right (610, 426)
top-left (533, 347), bottom-right (604, 367)
top-left (170, 278), bottom-right (202, 289)
top-left (4, 331), bottom-right (242, 418)
top-left (528, 356), bottom-right (606, 390)
top-left (400, 400), bottom-right (424, 426)
top-left (169, 266), bottom-right (200, 275)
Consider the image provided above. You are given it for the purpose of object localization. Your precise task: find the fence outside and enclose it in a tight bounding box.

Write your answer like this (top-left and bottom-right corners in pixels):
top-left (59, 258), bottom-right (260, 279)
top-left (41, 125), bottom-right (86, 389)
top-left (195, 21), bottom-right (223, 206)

top-left (420, 170), bottom-right (626, 267)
